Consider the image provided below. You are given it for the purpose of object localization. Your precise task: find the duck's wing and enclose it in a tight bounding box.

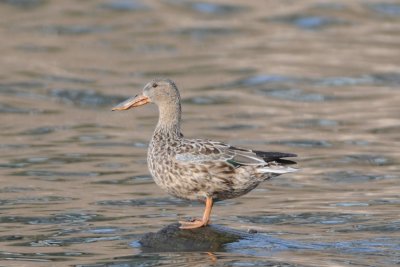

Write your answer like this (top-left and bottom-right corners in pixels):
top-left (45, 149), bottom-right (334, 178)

top-left (174, 140), bottom-right (232, 163)
top-left (175, 140), bottom-right (297, 168)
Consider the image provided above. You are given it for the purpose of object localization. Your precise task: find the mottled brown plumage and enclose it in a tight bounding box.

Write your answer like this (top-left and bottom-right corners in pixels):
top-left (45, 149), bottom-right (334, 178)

top-left (112, 79), bottom-right (297, 229)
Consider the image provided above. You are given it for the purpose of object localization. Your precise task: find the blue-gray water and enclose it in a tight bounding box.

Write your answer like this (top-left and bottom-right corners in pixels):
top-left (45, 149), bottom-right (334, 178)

top-left (0, 0), bottom-right (399, 266)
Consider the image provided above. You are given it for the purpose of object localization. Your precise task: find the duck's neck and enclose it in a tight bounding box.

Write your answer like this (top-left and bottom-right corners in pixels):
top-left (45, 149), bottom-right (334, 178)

top-left (153, 101), bottom-right (182, 140)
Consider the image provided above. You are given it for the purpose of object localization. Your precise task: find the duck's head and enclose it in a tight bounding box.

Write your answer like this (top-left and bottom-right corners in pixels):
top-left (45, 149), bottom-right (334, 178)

top-left (112, 79), bottom-right (180, 111)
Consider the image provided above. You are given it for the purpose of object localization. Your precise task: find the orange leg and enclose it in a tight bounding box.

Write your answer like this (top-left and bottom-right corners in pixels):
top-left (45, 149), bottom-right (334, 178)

top-left (179, 196), bottom-right (213, 229)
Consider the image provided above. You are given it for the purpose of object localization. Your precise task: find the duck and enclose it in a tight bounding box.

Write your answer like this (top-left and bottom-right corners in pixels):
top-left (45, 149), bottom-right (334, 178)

top-left (112, 79), bottom-right (297, 229)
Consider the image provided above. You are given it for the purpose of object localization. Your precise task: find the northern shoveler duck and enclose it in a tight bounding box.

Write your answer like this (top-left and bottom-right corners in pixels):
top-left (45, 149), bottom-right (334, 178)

top-left (112, 79), bottom-right (297, 229)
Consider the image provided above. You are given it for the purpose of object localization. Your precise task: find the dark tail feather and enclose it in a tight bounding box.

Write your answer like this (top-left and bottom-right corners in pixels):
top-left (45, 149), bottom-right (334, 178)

top-left (253, 150), bottom-right (297, 164)
top-left (275, 158), bottom-right (297, 165)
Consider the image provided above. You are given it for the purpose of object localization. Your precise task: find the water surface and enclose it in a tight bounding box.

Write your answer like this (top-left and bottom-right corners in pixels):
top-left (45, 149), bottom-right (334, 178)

top-left (0, 0), bottom-right (399, 266)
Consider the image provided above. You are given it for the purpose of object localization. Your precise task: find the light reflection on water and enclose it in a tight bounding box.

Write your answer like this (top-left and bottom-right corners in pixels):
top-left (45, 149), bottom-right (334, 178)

top-left (0, 0), bottom-right (400, 266)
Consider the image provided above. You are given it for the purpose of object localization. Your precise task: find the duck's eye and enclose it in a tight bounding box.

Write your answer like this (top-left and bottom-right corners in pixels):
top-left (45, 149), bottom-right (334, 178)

top-left (152, 83), bottom-right (158, 88)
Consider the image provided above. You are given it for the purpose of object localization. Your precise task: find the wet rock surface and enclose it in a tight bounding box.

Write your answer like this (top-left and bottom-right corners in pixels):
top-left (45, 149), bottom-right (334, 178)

top-left (139, 223), bottom-right (244, 252)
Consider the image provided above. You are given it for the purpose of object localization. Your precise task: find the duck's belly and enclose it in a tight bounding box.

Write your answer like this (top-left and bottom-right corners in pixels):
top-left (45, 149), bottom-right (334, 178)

top-left (148, 157), bottom-right (269, 201)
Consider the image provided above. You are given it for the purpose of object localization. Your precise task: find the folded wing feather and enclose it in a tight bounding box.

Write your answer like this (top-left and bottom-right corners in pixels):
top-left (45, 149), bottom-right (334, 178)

top-left (175, 140), bottom-right (297, 168)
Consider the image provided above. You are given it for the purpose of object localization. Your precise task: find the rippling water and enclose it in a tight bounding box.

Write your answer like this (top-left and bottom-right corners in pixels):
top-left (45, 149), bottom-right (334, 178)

top-left (1, 0), bottom-right (400, 266)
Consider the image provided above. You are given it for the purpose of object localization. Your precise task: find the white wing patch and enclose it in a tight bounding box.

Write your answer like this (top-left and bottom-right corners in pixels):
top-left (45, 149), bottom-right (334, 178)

top-left (257, 166), bottom-right (298, 174)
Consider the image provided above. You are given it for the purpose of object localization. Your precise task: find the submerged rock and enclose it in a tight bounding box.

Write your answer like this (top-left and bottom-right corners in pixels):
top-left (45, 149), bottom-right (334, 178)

top-left (138, 223), bottom-right (320, 253)
top-left (139, 223), bottom-right (245, 252)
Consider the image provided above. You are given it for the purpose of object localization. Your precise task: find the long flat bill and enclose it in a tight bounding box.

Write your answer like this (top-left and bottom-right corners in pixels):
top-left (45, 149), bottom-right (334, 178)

top-left (112, 95), bottom-right (150, 111)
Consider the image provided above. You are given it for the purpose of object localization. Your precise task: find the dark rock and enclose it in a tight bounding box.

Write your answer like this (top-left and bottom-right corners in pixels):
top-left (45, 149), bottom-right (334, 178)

top-left (139, 223), bottom-right (245, 252)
